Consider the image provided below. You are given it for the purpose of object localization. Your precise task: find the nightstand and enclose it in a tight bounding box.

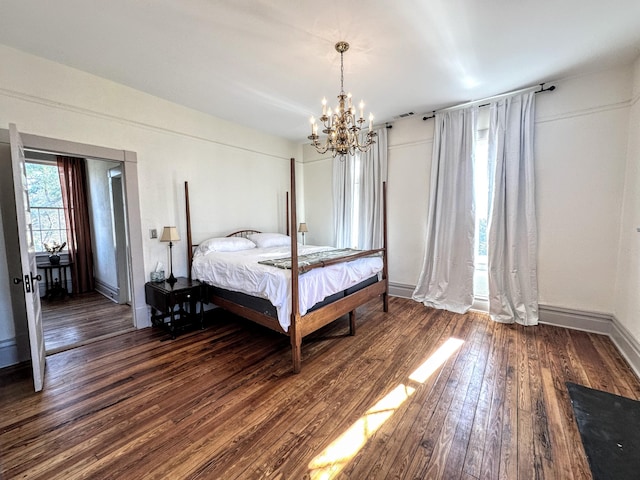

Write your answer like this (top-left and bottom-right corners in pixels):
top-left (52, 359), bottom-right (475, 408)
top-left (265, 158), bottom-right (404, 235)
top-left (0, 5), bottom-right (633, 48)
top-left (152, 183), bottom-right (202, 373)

top-left (144, 277), bottom-right (204, 338)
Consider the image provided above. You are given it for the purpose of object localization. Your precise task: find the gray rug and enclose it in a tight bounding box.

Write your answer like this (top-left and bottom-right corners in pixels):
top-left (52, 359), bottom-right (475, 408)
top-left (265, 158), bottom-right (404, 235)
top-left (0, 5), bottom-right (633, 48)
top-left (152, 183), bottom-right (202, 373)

top-left (567, 382), bottom-right (640, 480)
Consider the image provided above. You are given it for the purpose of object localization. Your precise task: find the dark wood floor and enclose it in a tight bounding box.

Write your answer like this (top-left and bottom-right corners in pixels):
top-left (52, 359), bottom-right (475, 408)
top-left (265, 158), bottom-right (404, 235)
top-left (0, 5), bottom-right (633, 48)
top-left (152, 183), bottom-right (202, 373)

top-left (42, 290), bottom-right (134, 354)
top-left (2, 296), bottom-right (639, 479)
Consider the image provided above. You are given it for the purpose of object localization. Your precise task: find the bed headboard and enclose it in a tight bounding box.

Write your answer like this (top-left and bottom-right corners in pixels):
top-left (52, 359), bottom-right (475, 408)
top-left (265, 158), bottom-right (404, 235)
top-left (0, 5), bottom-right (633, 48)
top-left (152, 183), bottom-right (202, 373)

top-left (226, 229), bottom-right (261, 238)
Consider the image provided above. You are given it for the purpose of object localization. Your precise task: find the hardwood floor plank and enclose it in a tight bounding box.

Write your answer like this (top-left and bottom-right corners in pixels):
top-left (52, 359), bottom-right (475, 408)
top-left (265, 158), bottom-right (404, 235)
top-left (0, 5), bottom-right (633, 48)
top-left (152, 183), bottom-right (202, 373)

top-left (419, 319), bottom-right (485, 479)
top-left (498, 324), bottom-right (519, 480)
top-left (2, 297), bottom-right (639, 479)
top-left (42, 291), bottom-right (134, 353)
top-left (526, 326), bottom-right (553, 480)
top-left (478, 321), bottom-right (510, 479)
top-left (461, 320), bottom-right (501, 479)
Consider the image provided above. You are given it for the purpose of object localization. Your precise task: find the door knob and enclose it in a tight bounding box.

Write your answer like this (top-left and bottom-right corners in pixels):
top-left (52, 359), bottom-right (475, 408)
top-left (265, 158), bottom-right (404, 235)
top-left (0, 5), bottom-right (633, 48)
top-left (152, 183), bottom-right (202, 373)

top-left (13, 277), bottom-right (23, 284)
top-left (31, 273), bottom-right (42, 282)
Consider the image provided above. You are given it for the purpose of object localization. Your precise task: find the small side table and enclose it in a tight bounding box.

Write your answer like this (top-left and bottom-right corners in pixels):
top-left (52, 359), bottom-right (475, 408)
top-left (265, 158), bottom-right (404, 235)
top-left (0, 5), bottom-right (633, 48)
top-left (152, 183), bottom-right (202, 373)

top-left (37, 261), bottom-right (73, 300)
top-left (144, 277), bottom-right (204, 338)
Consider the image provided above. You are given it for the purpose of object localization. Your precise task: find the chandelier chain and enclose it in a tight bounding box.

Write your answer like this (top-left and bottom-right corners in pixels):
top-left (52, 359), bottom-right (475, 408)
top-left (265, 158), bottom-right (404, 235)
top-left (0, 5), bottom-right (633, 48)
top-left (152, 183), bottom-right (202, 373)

top-left (340, 49), bottom-right (344, 94)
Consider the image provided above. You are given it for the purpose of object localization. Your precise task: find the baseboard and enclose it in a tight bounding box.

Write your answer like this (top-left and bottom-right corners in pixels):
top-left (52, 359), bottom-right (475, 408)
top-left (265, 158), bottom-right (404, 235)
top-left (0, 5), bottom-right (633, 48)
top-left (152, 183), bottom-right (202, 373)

top-left (390, 285), bottom-right (640, 380)
top-left (539, 304), bottom-right (640, 380)
top-left (0, 338), bottom-right (17, 369)
top-left (609, 317), bottom-right (640, 380)
top-left (0, 335), bottom-right (29, 369)
top-left (388, 282), bottom-right (415, 299)
top-left (538, 304), bottom-right (613, 335)
top-left (135, 304), bottom-right (151, 329)
top-left (389, 282), bottom-right (490, 313)
top-left (95, 279), bottom-right (119, 303)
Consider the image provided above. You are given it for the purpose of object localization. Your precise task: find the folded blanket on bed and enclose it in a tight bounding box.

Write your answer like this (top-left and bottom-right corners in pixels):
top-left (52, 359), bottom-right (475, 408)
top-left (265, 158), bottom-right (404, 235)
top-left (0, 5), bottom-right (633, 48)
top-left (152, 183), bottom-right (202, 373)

top-left (258, 248), bottom-right (381, 273)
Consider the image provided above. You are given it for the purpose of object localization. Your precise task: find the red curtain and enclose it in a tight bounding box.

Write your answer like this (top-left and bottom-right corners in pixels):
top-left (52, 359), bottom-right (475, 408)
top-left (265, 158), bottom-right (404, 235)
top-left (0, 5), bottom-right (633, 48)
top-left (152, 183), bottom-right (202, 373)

top-left (57, 156), bottom-right (95, 294)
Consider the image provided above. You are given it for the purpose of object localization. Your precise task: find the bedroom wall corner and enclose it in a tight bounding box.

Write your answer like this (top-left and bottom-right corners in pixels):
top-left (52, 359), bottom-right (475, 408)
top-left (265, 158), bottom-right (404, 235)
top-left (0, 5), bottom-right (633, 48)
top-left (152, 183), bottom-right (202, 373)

top-left (300, 144), bottom-right (333, 247)
top-left (613, 53), bottom-right (640, 345)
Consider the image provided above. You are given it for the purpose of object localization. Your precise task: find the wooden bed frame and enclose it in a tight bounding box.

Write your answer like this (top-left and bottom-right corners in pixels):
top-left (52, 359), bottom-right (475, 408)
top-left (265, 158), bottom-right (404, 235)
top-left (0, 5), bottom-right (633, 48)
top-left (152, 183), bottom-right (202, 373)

top-left (185, 157), bottom-right (389, 373)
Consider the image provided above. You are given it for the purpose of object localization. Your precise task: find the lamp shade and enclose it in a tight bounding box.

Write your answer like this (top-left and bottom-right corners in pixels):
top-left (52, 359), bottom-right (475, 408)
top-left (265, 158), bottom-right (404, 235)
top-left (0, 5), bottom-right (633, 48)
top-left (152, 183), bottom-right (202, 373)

top-left (160, 226), bottom-right (180, 242)
top-left (298, 222), bottom-right (308, 233)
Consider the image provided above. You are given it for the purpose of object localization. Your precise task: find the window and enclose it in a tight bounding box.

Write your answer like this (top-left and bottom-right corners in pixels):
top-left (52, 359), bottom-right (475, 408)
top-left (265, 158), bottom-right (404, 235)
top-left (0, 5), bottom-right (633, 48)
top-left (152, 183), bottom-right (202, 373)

top-left (25, 161), bottom-right (67, 253)
top-left (473, 129), bottom-right (489, 299)
top-left (350, 154), bottom-right (362, 249)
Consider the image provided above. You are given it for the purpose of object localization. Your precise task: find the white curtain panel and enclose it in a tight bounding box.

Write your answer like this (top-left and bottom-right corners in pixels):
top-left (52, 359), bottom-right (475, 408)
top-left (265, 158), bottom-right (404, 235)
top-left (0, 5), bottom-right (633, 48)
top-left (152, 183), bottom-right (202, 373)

top-left (412, 107), bottom-right (476, 313)
top-left (333, 154), bottom-right (355, 248)
top-left (487, 91), bottom-right (539, 325)
top-left (357, 126), bottom-right (388, 249)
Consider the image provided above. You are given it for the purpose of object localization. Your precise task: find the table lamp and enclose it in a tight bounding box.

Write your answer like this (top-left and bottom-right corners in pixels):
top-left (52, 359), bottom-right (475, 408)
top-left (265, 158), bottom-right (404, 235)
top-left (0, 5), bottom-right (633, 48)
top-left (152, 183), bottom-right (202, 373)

top-left (160, 226), bottom-right (180, 284)
top-left (298, 222), bottom-right (308, 245)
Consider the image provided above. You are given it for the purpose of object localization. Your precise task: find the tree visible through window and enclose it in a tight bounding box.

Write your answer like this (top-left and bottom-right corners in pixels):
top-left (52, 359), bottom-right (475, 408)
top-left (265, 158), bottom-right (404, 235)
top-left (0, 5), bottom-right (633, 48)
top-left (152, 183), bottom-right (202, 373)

top-left (474, 129), bottom-right (489, 298)
top-left (25, 161), bottom-right (67, 253)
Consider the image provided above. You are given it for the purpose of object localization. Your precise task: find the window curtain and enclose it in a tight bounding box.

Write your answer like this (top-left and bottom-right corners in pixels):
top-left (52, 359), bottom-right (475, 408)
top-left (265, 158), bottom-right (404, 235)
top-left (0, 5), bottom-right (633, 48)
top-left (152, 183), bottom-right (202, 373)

top-left (357, 126), bottom-right (388, 249)
top-left (412, 107), bottom-right (477, 313)
top-left (333, 153), bottom-right (355, 248)
top-left (486, 92), bottom-right (538, 324)
top-left (333, 127), bottom-right (388, 249)
top-left (57, 156), bottom-right (95, 294)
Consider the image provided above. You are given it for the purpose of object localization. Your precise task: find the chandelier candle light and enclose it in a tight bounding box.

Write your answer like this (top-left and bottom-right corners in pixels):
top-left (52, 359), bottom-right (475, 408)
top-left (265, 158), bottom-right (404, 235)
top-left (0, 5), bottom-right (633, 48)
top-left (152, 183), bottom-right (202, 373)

top-left (308, 41), bottom-right (377, 157)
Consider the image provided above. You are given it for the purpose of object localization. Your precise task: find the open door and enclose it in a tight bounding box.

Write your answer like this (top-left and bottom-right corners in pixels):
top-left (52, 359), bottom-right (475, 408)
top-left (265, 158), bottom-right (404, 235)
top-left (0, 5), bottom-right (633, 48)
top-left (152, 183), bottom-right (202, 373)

top-left (9, 123), bottom-right (46, 392)
top-left (109, 166), bottom-right (131, 304)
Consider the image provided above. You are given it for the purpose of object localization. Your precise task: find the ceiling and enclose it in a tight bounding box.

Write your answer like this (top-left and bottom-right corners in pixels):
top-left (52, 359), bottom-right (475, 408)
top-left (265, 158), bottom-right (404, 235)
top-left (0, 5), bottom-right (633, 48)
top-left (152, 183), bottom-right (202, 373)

top-left (1, 0), bottom-right (640, 143)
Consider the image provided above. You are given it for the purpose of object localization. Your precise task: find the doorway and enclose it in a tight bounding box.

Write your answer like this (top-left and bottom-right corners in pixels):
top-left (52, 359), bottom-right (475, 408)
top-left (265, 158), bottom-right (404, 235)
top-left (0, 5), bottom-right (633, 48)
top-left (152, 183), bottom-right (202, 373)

top-left (0, 128), bottom-right (147, 369)
top-left (24, 151), bottom-right (135, 353)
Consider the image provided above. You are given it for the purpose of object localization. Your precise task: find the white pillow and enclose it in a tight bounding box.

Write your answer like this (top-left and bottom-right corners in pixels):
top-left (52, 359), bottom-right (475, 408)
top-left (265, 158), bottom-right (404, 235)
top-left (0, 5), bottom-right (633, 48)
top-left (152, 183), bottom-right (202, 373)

top-left (193, 236), bottom-right (256, 257)
top-left (247, 232), bottom-right (290, 248)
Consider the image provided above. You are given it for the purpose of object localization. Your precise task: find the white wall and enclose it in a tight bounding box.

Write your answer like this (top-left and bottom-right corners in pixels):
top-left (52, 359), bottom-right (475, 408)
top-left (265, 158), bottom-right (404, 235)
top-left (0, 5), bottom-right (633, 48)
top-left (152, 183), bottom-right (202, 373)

top-left (302, 64), bottom-right (634, 314)
top-left (86, 158), bottom-right (119, 293)
top-left (614, 57), bottom-right (640, 341)
top-left (536, 68), bottom-right (631, 312)
top-left (0, 44), bottom-right (300, 366)
top-left (300, 145), bottom-right (333, 247)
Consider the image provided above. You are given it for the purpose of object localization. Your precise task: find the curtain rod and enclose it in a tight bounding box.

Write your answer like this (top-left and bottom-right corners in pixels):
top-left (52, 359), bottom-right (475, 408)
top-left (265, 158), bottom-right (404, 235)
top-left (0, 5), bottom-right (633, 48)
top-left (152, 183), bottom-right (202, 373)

top-left (422, 83), bottom-right (556, 121)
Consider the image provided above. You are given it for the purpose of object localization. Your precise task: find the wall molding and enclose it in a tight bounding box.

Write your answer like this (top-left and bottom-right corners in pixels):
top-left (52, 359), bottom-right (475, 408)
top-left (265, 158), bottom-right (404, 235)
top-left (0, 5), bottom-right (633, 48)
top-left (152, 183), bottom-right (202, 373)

top-left (0, 86), bottom-right (290, 161)
top-left (536, 99), bottom-right (632, 125)
top-left (388, 138), bottom-right (434, 151)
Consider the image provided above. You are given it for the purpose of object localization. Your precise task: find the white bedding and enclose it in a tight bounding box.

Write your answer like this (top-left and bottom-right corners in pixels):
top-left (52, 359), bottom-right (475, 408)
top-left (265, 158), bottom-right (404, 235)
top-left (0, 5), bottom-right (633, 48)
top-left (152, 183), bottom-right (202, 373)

top-left (191, 245), bottom-right (384, 332)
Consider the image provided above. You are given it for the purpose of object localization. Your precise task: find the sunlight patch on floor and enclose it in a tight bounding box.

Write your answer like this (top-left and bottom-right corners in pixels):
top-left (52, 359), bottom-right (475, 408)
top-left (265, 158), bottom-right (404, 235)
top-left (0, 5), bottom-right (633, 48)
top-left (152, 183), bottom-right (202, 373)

top-left (308, 337), bottom-right (465, 479)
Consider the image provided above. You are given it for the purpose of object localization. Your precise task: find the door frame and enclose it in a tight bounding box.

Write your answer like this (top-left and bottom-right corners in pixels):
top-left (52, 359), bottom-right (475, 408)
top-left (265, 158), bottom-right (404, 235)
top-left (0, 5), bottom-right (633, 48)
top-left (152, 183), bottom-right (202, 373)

top-left (108, 165), bottom-right (131, 305)
top-left (0, 128), bottom-right (148, 330)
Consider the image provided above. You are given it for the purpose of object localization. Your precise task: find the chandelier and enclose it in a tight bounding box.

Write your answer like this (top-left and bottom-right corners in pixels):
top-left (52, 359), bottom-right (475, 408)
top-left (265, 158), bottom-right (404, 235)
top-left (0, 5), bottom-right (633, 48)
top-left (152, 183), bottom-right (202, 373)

top-left (308, 41), bottom-right (377, 157)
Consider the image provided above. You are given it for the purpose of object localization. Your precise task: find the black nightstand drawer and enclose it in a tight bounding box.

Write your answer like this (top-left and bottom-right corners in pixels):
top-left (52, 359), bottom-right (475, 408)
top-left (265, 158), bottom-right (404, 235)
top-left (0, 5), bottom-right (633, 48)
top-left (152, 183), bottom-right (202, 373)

top-left (174, 290), bottom-right (195, 304)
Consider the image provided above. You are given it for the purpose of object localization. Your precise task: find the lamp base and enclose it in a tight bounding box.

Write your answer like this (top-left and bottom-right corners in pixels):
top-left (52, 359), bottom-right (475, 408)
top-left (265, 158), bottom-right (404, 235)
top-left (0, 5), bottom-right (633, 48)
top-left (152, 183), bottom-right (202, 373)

top-left (166, 273), bottom-right (177, 285)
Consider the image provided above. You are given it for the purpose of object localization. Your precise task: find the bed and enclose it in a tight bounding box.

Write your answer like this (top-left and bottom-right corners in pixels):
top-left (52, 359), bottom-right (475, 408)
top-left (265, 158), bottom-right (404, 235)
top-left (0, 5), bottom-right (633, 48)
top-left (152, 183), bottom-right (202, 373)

top-left (185, 157), bottom-right (389, 373)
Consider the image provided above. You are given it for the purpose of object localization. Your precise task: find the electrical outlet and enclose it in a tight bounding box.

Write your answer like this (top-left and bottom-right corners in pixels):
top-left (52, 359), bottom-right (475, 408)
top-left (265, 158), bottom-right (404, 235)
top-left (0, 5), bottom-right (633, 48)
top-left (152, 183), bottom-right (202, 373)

top-left (150, 228), bottom-right (158, 239)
